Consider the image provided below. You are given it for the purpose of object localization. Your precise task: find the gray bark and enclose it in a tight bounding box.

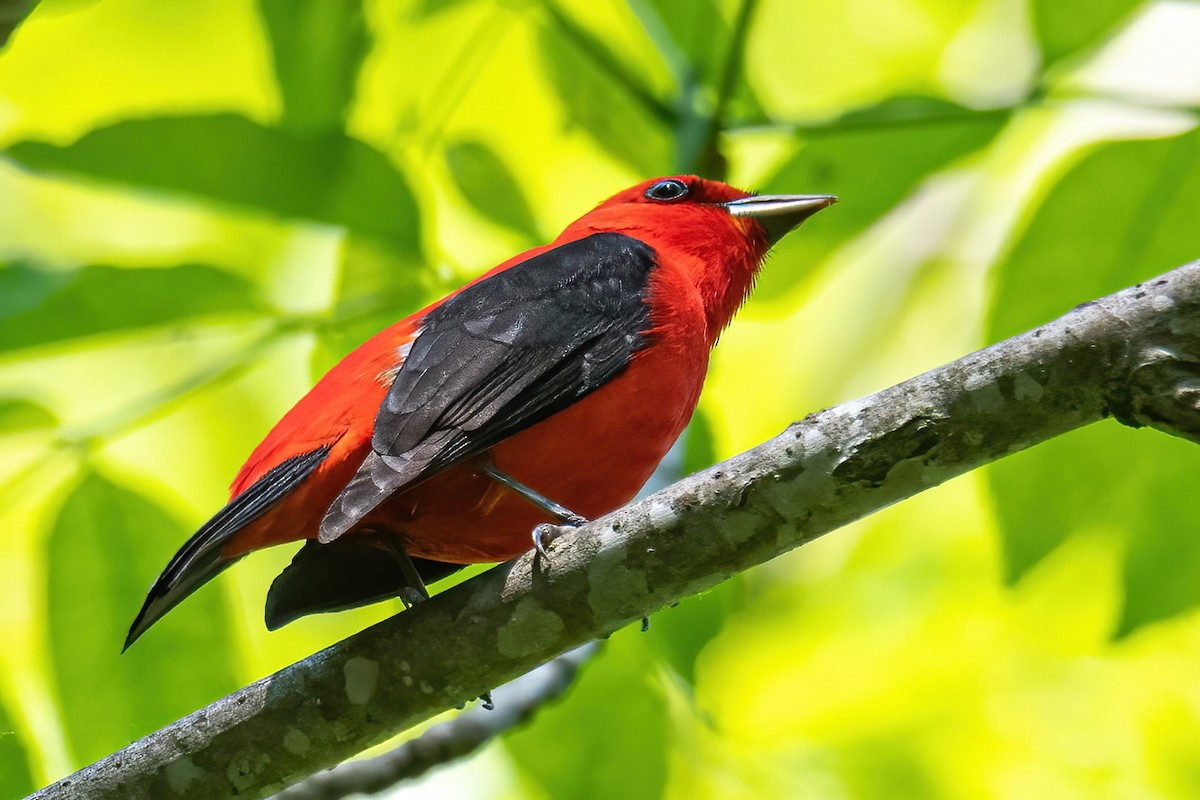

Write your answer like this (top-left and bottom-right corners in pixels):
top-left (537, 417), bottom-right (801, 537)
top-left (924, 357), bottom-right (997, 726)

top-left (29, 260), bottom-right (1200, 800)
top-left (271, 643), bottom-right (599, 800)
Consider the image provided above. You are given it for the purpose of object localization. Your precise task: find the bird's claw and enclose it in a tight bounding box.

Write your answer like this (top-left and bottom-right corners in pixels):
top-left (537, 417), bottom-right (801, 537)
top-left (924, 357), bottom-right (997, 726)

top-left (533, 523), bottom-right (559, 559)
top-left (399, 586), bottom-right (428, 609)
top-left (479, 691), bottom-right (495, 711)
top-left (532, 512), bottom-right (588, 560)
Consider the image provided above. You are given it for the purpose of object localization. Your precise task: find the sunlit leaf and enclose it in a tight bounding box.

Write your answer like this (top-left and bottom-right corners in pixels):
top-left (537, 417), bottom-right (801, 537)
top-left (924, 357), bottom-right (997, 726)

top-left (311, 233), bottom-right (432, 378)
top-left (505, 633), bottom-right (668, 800)
top-left (756, 100), bottom-right (1007, 298)
top-left (0, 262), bottom-right (261, 353)
top-left (828, 95), bottom-right (984, 128)
top-left (990, 131), bottom-right (1200, 341)
top-left (258, 0), bottom-right (369, 134)
top-left (647, 579), bottom-right (742, 688)
top-left (636, 0), bottom-right (767, 124)
top-left (986, 129), bottom-right (1200, 631)
top-left (638, 0), bottom-right (724, 81)
top-left (446, 140), bottom-right (540, 239)
top-left (46, 472), bottom-right (239, 765)
top-left (409, 0), bottom-right (473, 19)
top-left (7, 115), bottom-right (421, 248)
top-left (536, 18), bottom-right (672, 176)
top-left (682, 406), bottom-right (717, 476)
top-left (0, 697), bottom-right (34, 799)
top-left (0, 396), bottom-right (56, 433)
top-left (1031, 0), bottom-right (1147, 68)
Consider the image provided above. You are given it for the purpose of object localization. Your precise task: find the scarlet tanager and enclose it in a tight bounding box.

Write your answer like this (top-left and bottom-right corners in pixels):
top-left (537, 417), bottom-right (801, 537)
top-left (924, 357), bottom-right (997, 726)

top-left (125, 176), bottom-right (835, 649)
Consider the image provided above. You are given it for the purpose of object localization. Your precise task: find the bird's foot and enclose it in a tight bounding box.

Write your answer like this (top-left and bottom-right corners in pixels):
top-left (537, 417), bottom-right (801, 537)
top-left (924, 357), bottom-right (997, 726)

top-left (532, 513), bottom-right (587, 560)
top-left (399, 585), bottom-right (429, 609)
top-left (532, 523), bottom-right (559, 559)
top-left (479, 691), bottom-right (495, 711)
top-left (641, 616), bottom-right (651, 632)
top-left (482, 461), bottom-right (587, 560)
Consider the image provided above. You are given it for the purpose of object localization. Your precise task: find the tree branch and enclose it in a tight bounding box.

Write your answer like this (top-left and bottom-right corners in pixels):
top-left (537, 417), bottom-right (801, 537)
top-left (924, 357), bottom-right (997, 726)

top-left (270, 643), bottom-right (599, 800)
top-left (29, 260), bottom-right (1200, 800)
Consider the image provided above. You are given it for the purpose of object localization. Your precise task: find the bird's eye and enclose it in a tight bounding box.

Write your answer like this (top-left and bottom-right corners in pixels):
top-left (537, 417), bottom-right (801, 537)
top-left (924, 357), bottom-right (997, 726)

top-left (644, 179), bottom-right (690, 202)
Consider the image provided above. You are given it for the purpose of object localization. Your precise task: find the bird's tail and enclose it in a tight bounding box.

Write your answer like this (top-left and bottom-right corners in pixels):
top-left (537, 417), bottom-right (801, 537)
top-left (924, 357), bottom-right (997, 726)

top-left (124, 544), bottom-right (242, 651)
top-left (124, 446), bottom-right (330, 650)
top-left (264, 532), bottom-right (464, 630)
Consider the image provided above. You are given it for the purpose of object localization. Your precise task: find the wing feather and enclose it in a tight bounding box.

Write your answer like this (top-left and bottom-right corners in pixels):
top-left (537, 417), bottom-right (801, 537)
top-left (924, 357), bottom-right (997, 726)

top-left (319, 232), bottom-right (657, 543)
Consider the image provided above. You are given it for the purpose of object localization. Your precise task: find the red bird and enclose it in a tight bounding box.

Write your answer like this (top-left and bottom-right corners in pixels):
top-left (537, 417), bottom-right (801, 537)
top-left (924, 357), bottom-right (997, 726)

top-left (125, 176), bottom-right (835, 648)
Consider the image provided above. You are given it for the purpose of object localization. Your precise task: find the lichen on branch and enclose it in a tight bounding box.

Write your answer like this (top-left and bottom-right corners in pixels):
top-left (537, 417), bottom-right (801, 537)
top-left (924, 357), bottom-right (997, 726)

top-left (30, 260), bottom-right (1200, 800)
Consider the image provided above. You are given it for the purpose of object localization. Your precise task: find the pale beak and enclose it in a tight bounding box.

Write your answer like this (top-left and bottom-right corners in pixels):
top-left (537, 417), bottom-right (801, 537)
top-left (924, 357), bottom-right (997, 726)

top-left (722, 194), bottom-right (838, 245)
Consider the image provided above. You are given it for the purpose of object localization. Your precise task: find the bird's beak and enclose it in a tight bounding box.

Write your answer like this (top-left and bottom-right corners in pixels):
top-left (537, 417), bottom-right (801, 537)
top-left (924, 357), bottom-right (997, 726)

top-left (722, 194), bottom-right (838, 246)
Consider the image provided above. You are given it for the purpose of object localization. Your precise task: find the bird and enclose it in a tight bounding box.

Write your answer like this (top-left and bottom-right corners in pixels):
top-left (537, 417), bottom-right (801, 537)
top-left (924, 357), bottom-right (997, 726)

top-left (124, 175), bottom-right (835, 650)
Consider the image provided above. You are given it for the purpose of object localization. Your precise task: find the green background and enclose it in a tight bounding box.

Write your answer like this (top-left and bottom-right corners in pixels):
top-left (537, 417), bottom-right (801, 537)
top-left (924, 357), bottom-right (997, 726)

top-left (2, 0), bottom-right (1199, 797)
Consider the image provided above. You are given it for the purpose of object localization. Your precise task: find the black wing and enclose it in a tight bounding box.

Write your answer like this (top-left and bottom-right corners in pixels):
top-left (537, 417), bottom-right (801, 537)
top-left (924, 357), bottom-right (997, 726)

top-left (319, 232), bottom-right (657, 543)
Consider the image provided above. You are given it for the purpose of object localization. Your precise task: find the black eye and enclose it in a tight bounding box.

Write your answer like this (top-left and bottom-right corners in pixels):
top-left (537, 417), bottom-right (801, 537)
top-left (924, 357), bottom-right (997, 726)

top-left (644, 179), bottom-right (689, 202)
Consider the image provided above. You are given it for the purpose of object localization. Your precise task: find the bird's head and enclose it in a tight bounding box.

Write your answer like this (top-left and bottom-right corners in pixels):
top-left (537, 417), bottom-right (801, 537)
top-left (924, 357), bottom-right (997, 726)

top-left (580, 175), bottom-right (835, 249)
top-left (559, 176), bottom-right (836, 341)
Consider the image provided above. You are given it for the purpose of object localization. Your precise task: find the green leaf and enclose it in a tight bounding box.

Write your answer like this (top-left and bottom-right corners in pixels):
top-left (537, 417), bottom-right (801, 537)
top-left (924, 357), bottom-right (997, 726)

top-left (46, 472), bottom-right (240, 765)
top-left (988, 425), bottom-right (1199, 635)
top-left (633, 0), bottom-right (768, 125)
top-left (637, 0), bottom-right (725, 80)
top-left (311, 234), bottom-right (432, 379)
top-left (7, 115), bottom-right (421, 249)
top-left (0, 262), bottom-right (261, 353)
top-left (0, 0), bottom-right (38, 50)
top-left (986, 129), bottom-right (1200, 631)
top-left (0, 697), bottom-right (34, 799)
top-left (756, 100), bottom-right (1007, 298)
top-left (536, 18), bottom-right (673, 176)
top-left (646, 578), bottom-right (742, 688)
top-left (446, 140), bottom-right (540, 239)
top-left (505, 633), bottom-right (668, 800)
top-left (682, 407), bottom-right (717, 476)
top-left (409, 0), bottom-right (473, 19)
top-left (0, 396), bottom-right (56, 433)
top-left (990, 131), bottom-right (1200, 341)
top-left (258, 0), bottom-right (370, 134)
top-left (1031, 0), bottom-right (1147, 68)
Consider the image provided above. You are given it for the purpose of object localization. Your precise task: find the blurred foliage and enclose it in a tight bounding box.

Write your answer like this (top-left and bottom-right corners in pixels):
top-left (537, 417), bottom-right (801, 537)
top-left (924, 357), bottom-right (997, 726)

top-left (987, 129), bottom-right (1200, 634)
top-left (0, 0), bottom-right (1199, 798)
top-left (46, 472), bottom-right (239, 764)
top-left (1030, 0), bottom-right (1148, 69)
top-left (446, 139), bottom-right (543, 241)
top-left (0, 261), bottom-right (263, 351)
top-left (506, 633), bottom-right (670, 800)
top-left (7, 116), bottom-right (421, 248)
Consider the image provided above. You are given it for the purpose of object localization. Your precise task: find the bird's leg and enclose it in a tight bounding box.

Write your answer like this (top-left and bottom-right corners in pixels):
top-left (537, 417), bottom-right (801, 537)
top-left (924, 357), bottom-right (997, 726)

top-left (478, 462), bottom-right (646, 629)
top-left (375, 530), bottom-right (494, 709)
top-left (371, 529), bottom-right (430, 609)
top-left (480, 460), bottom-right (587, 559)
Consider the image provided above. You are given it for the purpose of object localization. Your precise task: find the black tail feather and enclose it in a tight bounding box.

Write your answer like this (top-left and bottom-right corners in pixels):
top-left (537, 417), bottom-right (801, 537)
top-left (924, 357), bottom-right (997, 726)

top-left (265, 533), bottom-right (464, 630)
top-left (124, 446), bottom-right (330, 650)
